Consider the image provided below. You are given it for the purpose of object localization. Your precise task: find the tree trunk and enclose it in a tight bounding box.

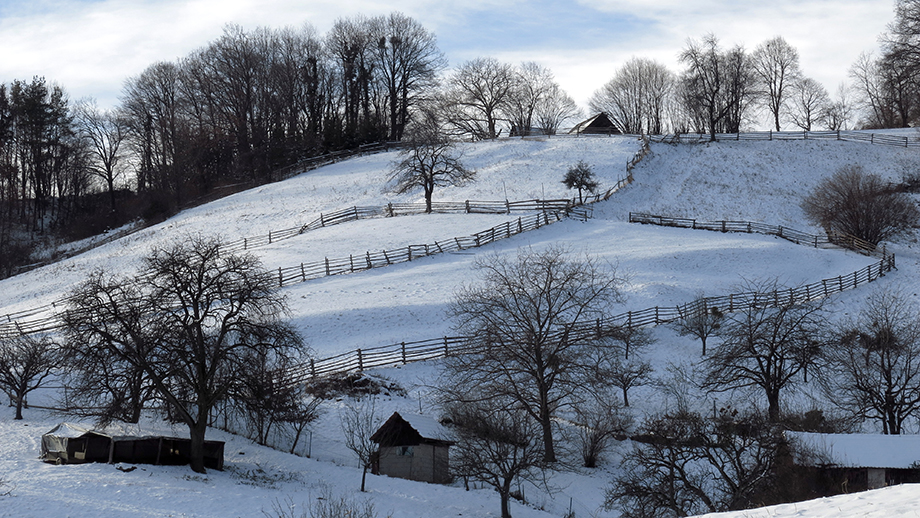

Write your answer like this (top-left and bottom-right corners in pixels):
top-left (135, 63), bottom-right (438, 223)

top-left (360, 464), bottom-right (368, 492)
top-left (540, 414), bottom-right (556, 463)
top-left (767, 390), bottom-right (780, 422)
top-left (188, 420), bottom-right (208, 474)
top-left (500, 478), bottom-right (513, 518)
top-left (622, 386), bottom-right (630, 407)
top-left (14, 394), bottom-right (24, 420)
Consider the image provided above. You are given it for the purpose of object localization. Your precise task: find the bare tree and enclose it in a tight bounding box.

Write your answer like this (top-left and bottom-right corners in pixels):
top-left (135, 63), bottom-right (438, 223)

top-left (534, 82), bottom-right (581, 135)
top-left (74, 98), bottom-right (128, 211)
top-left (370, 12), bottom-right (446, 141)
top-left (703, 282), bottom-right (825, 421)
top-left (589, 57), bottom-right (675, 134)
top-left (340, 397), bottom-right (380, 491)
top-left (0, 333), bottom-right (59, 420)
top-left (672, 294), bottom-right (724, 356)
top-left (593, 327), bottom-right (654, 407)
top-left (64, 235), bottom-right (303, 473)
top-left (444, 246), bottom-right (625, 463)
top-left (561, 160), bottom-right (598, 204)
top-left (821, 288), bottom-right (920, 434)
top-left (441, 58), bottom-right (518, 140)
top-left (821, 82), bottom-right (854, 130)
top-left (446, 400), bottom-right (546, 518)
top-left (751, 36), bottom-right (801, 131)
top-left (789, 78), bottom-right (830, 131)
top-left (802, 164), bottom-right (920, 246)
top-left (679, 35), bottom-right (756, 140)
top-left (607, 408), bottom-right (783, 517)
top-left (388, 115), bottom-right (474, 212)
top-left (571, 394), bottom-right (630, 468)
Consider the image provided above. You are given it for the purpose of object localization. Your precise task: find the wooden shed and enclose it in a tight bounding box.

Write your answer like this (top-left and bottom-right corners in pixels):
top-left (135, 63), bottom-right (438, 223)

top-left (370, 412), bottom-right (454, 484)
top-left (785, 431), bottom-right (920, 492)
top-left (569, 113), bottom-right (621, 135)
top-left (40, 422), bottom-right (224, 470)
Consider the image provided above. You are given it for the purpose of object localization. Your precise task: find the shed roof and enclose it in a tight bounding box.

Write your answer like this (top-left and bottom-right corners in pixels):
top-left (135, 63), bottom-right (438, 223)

top-left (371, 412), bottom-right (455, 446)
top-left (786, 431), bottom-right (920, 469)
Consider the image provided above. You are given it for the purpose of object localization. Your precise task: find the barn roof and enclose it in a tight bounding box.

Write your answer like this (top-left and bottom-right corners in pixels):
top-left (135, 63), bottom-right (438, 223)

top-left (371, 412), bottom-right (455, 446)
top-left (569, 113), bottom-right (620, 134)
top-left (786, 431), bottom-right (920, 469)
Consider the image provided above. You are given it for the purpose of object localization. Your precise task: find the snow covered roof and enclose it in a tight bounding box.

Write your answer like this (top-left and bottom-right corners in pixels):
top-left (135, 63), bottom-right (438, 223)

top-left (44, 422), bottom-right (101, 439)
top-left (786, 431), bottom-right (920, 469)
top-left (399, 413), bottom-right (455, 443)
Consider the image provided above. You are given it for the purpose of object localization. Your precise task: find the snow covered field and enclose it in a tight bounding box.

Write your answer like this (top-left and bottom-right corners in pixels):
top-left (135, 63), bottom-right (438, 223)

top-left (2, 135), bottom-right (920, 517)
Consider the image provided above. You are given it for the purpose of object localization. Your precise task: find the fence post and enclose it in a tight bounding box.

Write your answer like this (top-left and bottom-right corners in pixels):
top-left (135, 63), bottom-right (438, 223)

top-left (518, 217), bottom-right (523, 233)
top-left (465, 200), bottom-right (470, 213)
top-left (325, 257), bottom-right (330, 276)
top-left (350, 255), bottom-right (354, 272)
top-left (301, 263), bottom-right (306, 282)
top-left (387, 203), bottom-right (394, 217)
top-left (310, 358), bottom-right (316, 379)
top-left (357, 349), bottom-right (363, 371)
top-left (384, 250), bottom-right (391, 264)
top-left (823, 279), bottom-right (828, 296)
top-left (366, 251), bottom-right (372, 269)
top-left (401, 342), bottom-right (407, 364)
top-left (408, 246), bottom-right (412, 261)
top-left (729, 294), bottom-right (734, 312)
top-left (244, 238), bottom-right (247, 250)
top-left (444, 336), bottom-right (450, 356)
top-left (269, 231), bottom-right (272, 244)
top-left (279, 267), bottom-right (283, 287)
top-left (596, 318), bottom-right (602, 338)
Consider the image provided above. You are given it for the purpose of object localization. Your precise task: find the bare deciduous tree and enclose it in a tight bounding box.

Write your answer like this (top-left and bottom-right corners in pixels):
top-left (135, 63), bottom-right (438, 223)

top-left (534, 81), bottom-right (581, 135)
top-left (607, 408), bottom-right (783, 517)
top-left (589, 57), bottom-right (675, 135)
top-left (821, 288), bottom-right (920, 434)
top-left (703, 282), bottom-right (825, 422)
top-left (0, 333), bottom-right (59, 420)
top-left (751, 36), bottom-right (801, 131)
top-left (64, 236), bottom-right (303, 473)
top-left (74, 98), bottom-right (128, 211)
top-left (679, 34), bottom-right (756, 140)
top-left (389, 116), bottom-right (474, 212)
top-left (444, 246), bottom-right (625, 463)
top-left (789, 77), bottom-right (830, 131)
top-left (821, 83), bottom-right (854, 130)
top-left (441, 58), bottom-right (518, 140)
top-left (672, 294), bottom-right (724, 356)
top-left (446, 400), bottom-right (546, 518)
top-left (571, 394), bottom-right (630, 468)
top-left (802, 164), bottom-right (920, 246)
top-left (340, 397), bottom-right (380, 492)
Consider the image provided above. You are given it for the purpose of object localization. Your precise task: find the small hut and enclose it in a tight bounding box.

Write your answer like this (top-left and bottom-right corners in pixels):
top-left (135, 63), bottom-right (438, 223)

top-left (370, 412), bottom-right (454, 484)
top-left (786, 431), bottom-right (920, 492)
top-left (41, 422), bottom-right (224, 470)
top-left (569, 113), bottom-right (621, 135)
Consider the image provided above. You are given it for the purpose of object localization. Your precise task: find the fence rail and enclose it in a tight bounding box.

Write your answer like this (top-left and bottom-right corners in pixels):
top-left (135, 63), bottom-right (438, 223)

top-left (279, 215), bottom-right (895, 386)
top-left (646, 129), bottom-right (920, 148)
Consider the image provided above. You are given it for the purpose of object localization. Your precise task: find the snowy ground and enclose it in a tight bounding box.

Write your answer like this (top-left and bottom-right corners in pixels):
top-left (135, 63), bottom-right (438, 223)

top-left (2, 135), bottom-right (920, 517)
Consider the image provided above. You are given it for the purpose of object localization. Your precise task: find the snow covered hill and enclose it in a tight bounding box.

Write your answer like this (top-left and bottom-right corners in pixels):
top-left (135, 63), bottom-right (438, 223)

top-left (1, 134), bottom-right (919, 517)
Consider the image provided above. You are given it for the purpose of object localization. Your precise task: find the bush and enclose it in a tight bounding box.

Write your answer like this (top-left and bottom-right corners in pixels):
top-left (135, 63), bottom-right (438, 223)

top-left (802, 164), bottom-right (919, 245)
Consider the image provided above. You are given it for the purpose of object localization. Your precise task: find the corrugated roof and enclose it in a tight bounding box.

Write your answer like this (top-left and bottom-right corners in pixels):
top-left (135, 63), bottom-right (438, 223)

top-left (786, 431), bottom-right (920, 469)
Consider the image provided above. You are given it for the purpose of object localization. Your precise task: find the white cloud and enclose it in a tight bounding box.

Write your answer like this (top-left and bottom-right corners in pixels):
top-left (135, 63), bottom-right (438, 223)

top-left (0, 0), bottom-right (897, 113)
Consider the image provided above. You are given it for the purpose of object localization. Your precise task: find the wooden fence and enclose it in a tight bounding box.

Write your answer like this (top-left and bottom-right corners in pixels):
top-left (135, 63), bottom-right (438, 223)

top-left (277, 215), bottom-right (896, 386)
top-left (646, 129), bottom-right (920, 148)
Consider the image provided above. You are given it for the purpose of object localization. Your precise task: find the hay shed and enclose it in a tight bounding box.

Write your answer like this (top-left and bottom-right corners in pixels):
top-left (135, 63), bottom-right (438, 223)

top-left (371, 412), bottom-right (454, 484)
top-left (569, 113), bottom-right (621, 135)
top-left (786, 431), bottom-right (920, 491)
top-left (41, 422), bottom-right (224, 470)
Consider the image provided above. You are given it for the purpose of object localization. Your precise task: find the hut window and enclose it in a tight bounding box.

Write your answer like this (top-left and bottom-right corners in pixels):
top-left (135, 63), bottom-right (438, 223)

top-left (398, 446), bottom-right (414, 457)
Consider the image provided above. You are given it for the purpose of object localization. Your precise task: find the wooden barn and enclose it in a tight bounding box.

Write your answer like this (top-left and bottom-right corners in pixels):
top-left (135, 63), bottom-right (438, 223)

top-left (371, 412), bottom-right (454, 484)
top-left (40, 423), bottom-right (224, 470)
top-left (569, 113), bottom-right (621, 135)
top-left (785, 431), bottom-right (920, 492)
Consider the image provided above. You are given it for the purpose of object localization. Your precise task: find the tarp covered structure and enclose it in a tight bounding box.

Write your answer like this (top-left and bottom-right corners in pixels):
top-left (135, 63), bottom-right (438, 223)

top-left (41, 422), bottom-right (224, 470)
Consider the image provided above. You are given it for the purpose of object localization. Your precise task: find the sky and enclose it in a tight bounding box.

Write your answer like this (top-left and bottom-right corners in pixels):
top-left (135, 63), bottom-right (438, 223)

top-left (0, 0), bottom-right (896, 113)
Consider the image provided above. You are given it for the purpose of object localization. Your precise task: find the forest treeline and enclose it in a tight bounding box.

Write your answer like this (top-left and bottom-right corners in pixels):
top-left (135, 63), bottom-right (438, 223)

top-left (2, 3), bottom-right (919, 278)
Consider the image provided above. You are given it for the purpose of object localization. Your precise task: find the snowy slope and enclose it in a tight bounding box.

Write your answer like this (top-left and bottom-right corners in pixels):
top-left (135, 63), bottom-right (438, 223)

top-left (1, 135), bottom-right (920, 518)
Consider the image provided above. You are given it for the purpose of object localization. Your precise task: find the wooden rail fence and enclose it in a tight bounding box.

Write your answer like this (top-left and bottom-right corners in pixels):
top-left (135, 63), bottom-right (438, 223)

top-left (646, 129), bottom-right (920, 148)
top-left (279, 215), bottom-right (895, 386)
